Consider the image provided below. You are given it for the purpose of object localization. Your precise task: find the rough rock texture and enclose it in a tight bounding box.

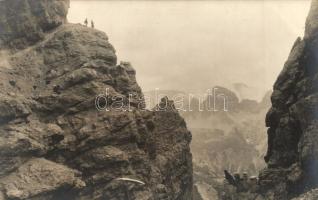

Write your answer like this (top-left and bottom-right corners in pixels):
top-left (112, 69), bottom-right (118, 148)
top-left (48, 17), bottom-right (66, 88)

top-left (1, 158), bottom-right (85, 200)
top-left (0, 0), bottom-right (70, 50)
top-left (259, 0), bottom-right (318, 199)
top-left (291, 189), bottom-right (318, 200)
top-left (0, 1), bottom-right (193, 200)
top-left (147, 88), bottom-right (270, 200)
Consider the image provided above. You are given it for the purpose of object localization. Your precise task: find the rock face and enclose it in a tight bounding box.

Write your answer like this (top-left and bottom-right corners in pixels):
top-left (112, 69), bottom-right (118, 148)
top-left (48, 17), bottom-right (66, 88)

top-left (0, 0), bottom-right (70, 50)
top-left (291, 189), bottom-right (318, 200)
top-left (259, 0), bottom-right (318, 199)
top-left (0, 1), bottom-right (193, 200)
top-left (1, 158), bottom-right (85, 200)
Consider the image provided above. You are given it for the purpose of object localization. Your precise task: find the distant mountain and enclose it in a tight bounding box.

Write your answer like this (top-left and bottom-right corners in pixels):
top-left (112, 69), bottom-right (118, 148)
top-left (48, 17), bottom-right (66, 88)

top-left (149, 87), bottom-right (271, 199)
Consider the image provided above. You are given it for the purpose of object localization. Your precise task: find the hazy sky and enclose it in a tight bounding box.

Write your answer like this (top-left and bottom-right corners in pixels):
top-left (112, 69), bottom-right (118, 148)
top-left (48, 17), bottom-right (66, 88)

top-left (68, 0), bottom-right (311, 100)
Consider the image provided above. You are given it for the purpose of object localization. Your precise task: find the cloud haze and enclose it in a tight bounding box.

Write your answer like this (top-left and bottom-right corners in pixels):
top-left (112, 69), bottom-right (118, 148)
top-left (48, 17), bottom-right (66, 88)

top-left (68, 0), bottom-right (310, 100)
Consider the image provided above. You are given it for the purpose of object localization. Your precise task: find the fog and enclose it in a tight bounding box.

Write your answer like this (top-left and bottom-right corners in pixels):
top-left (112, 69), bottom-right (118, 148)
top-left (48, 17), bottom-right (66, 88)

top-left (68, 0), bottom-right (310, 100)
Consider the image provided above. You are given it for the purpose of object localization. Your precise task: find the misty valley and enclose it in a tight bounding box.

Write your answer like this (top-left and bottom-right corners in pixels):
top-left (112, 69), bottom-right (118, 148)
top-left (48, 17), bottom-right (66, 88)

top-left (0, 0), bottom-right (317, 200)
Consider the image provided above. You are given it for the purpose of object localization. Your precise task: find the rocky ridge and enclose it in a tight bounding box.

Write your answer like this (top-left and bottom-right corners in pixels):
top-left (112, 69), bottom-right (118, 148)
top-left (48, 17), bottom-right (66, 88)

top-left (259, 0), bottom-right (318, 199)
top-left (223, 0), bottom-right (318, 199)
top-left (146, 88), bottom-right (270, 200)
top-left (0, 0), bottom-right (193, 200)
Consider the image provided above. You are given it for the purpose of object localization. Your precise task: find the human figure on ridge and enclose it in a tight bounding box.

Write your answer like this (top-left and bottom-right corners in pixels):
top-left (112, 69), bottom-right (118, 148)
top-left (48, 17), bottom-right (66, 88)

top-left (84, 18), bottom-right (88, 27)
top-left (91, 20), bottom-right (95, 29)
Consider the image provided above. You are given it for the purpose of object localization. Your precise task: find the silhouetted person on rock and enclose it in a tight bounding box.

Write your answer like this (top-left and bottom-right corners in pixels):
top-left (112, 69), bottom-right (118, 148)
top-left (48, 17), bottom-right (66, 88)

top-left (91, 20), bottom-right (95, 29)
top-left (84, 18), bottom-right (88, 27)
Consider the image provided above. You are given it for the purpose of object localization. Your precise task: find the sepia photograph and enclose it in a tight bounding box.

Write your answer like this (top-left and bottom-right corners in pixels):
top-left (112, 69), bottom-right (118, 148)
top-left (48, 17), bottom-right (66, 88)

top-left (0, 0), bottom-right (317, 199)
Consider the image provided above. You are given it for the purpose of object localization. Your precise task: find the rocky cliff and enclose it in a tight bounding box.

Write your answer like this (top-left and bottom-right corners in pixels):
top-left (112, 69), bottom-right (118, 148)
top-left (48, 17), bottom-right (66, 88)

top-left (0, 0), bottom-right (69, 50)
top-left (258, 0), bottom-right (318, 199)
top-left (146, 88), bottom-right (270, 200)
top-left (0, 0), bottom-right (193, 199)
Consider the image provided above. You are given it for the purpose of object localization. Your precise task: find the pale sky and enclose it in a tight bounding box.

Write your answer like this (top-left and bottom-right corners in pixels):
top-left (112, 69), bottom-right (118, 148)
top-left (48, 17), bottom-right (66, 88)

top-left (68, 0), bottom-right (311, 100)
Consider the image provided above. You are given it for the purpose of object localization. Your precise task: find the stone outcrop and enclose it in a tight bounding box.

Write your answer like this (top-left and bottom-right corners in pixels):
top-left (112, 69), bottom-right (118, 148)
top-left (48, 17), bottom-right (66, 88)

top-left (258, 0), bottom-right (318, 199)
top-left (220, 1), bottom-right (318, 199)
top-left (0, 0), bottom-right (70, 50)
top-left (0, 0), bottom-right (193, 199)
top-left (1, 158), bottom-right (85, 200)
top-left (291, 189), bottom-right (318, 200)
top-left (145, 87), bottom-right (270, 200)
